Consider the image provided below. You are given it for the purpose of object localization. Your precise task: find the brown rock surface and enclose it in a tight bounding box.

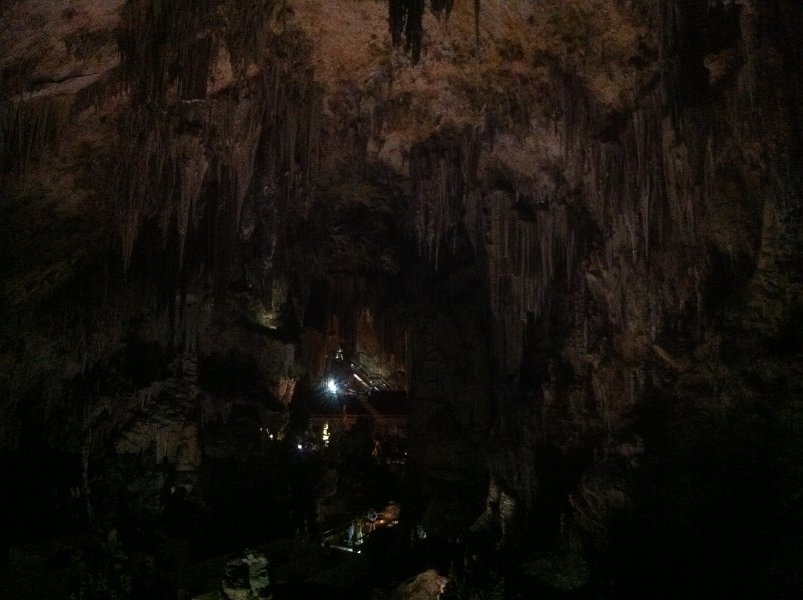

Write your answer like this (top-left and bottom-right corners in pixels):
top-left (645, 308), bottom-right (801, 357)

top-left (1, 1), bottom-right (801, 596)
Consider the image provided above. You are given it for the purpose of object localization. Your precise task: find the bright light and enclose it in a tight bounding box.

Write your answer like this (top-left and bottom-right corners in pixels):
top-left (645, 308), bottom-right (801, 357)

top-left (297, 443), bottom-right (303, 450)
top-left (326, 378), bottom-right (338, 393)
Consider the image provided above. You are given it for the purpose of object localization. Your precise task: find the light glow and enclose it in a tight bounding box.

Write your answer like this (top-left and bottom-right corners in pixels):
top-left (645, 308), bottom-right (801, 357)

top-left (326, 378), bottom-right (338, 393)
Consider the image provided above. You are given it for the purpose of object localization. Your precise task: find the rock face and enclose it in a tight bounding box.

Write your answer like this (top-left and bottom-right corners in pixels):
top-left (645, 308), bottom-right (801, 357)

top-left (221, 550), bottom-right (272, 600)
top-left (1, 0), bottom-right (801, 596)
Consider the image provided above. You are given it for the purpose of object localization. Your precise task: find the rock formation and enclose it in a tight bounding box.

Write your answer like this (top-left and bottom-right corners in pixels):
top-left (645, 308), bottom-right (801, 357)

top-left (1, 1), bottom-right (800, 597)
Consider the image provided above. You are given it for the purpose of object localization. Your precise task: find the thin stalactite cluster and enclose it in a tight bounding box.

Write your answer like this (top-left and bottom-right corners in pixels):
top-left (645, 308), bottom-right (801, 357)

top-left (113, 0), bottom-right (322, 281)
top-left (0, 2), bottom-right (328, 451)
top-left (389, 0), bottom-right (425, 63)
top-left (117, 0), bottom-right (221, 106)
top-left (389, 0), bottom-right (476, 62)
top-left (430, 0), bottom-right (454, 21)
top-left (0, 96), bottom-right (73, 176)
top-left (402, 0), bottom-right (800, 387)
top-left (410, 125), bottom-right (479, 267)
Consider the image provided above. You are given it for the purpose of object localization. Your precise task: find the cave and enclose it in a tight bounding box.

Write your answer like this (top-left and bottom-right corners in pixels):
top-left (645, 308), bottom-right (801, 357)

top-left (0, 1), bottom-right (801, 599)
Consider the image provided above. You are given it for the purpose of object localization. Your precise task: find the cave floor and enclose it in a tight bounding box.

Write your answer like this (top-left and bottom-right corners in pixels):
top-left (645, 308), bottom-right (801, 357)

top-left (0, 534), bottom-right (378, 599)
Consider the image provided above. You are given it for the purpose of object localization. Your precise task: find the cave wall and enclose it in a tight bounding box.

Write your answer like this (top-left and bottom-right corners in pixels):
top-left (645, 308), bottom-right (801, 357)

top-left (1, 0), bottom-right (801, 594)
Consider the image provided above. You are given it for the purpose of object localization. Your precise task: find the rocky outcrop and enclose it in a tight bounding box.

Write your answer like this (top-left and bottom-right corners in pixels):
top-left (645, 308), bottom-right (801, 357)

top-left (221, 550), bottom-right (272, 600)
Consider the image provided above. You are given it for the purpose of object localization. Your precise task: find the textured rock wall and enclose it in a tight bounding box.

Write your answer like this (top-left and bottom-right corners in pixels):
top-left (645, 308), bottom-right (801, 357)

top-left (293, 0), bottom-right (799, 591)
top-left (0, 0), bottom-right (801, 592)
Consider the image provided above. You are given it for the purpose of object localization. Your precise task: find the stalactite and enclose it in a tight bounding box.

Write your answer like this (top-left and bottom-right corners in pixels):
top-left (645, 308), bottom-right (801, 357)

top-left (0, 95), bottom-right (73, 175)
top-left (389, 0), bottom-right (424, 63)
top-left (410, 126), bottom-right (478, 266)
top-left (113, 0), bottom-right (322, 284)
top-left (430, 0), bottom-right (454, 21)
top-left (479, 176), bottom-right (579, 372)
top-left (222, 0), bottom-right (277, 75)
top-left (175, 135), bottom-right (208, 268)
top-left (118, 0), bottom-right (222, 106)
top-left (473, 0), bottom-right (481, 51)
